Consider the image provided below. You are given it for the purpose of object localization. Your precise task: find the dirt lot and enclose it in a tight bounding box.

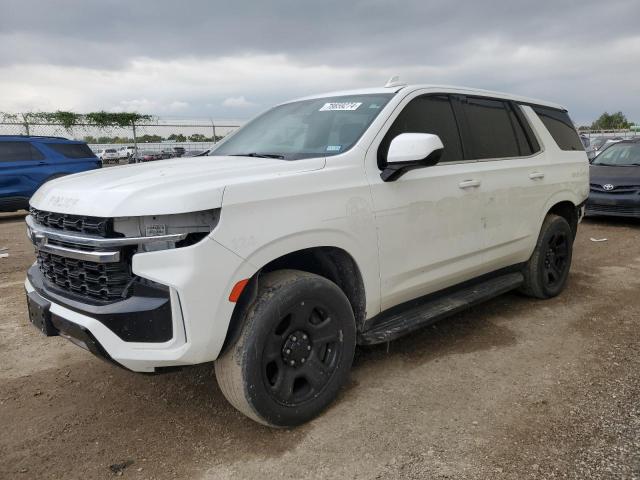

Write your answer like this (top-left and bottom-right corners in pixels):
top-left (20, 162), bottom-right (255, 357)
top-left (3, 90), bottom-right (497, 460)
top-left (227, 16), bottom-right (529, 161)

top-left (1, 212), bottom-right (638, 480)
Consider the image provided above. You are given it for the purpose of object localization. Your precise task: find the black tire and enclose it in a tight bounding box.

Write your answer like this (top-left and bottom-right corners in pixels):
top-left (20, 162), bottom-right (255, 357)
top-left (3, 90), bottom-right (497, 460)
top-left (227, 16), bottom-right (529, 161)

top-left (520, 214), bottom-right (574, 299)
top-left (214, 270), bottom-right (356, 427)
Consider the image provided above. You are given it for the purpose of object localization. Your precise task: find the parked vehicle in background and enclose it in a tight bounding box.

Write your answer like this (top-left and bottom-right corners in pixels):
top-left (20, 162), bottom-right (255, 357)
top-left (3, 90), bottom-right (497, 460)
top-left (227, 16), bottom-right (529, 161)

top-left (132, 151), bottom-right (161, 162)
top-left (587, 136), bottom-right (624, 160)
top-left (0, 135), bottom-right (100, 212)
top-left (580, 134), bottom-right (590, 149)
top-left (187, 149), bottom-right (211, 157)
top-left (97, 148), bottom-right (120, 164)
top-left (173, 146), bottom-right (186, 157)
top-left (117, 146), bottom-right (136, 160)
top-left (160, 149), bottom-right (175, 159)
top-left (24, 83), bottom-right (588, 427)
top-left (587, 138), bottom-right (640, 218)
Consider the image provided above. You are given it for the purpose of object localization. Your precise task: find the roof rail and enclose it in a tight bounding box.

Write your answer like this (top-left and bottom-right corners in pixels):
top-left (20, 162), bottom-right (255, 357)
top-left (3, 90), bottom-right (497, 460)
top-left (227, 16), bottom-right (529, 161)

top-left (0, 134), bottom-right (71, 141)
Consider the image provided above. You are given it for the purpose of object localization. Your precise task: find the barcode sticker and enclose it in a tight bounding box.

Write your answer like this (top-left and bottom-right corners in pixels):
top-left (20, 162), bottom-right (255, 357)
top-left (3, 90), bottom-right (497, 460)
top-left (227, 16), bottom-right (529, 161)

top-left (145, 224), bottom-right (167, 236)
top-left (319, 102), bottom-right (362, 111)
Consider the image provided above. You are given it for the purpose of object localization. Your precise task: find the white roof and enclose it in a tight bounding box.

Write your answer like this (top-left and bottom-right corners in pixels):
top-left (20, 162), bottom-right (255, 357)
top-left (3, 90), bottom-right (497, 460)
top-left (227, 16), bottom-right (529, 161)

top-left (291, 84), bottom-right (566, 111)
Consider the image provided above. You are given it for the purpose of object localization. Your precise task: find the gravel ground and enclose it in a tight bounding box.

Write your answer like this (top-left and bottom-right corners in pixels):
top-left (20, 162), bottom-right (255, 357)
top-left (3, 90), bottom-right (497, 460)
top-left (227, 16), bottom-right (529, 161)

top-left (0, 211), bottom-right (638, 479)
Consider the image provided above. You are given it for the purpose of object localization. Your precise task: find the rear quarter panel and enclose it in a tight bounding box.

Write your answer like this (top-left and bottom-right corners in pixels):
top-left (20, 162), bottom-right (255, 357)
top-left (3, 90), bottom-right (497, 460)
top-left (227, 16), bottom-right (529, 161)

top-left (523, 105), bottom-right (589, 239)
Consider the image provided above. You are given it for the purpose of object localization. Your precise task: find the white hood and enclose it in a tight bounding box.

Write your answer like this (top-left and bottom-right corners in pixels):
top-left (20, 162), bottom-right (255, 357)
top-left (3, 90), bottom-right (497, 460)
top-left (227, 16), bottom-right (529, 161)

top-left (30, 155), bottom-right (325, 217)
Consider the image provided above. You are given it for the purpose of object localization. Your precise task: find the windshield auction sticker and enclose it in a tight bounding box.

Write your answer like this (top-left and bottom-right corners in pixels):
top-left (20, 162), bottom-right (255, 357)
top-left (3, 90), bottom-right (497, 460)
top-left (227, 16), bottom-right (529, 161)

top-left (319, 102), bottom-right (362, 111)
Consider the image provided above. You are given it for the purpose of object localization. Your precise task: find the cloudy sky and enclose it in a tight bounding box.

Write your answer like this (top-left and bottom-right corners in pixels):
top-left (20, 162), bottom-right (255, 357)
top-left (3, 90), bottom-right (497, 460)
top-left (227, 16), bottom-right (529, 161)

top-left (0, 0), bottom-right (638, 125)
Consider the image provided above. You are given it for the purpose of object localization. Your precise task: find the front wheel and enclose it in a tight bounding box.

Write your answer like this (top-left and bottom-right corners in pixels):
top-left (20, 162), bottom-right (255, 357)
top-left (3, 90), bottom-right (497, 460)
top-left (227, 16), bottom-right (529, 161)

top-left (214, 270), bottom-right (356, 427)
top-left (520, 214), bottom-right (574, 299)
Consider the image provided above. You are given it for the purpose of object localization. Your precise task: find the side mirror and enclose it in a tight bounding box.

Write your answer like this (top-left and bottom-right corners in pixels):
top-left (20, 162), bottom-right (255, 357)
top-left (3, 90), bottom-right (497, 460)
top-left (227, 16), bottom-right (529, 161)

top-left (381, 133), bottom-right (444, 182)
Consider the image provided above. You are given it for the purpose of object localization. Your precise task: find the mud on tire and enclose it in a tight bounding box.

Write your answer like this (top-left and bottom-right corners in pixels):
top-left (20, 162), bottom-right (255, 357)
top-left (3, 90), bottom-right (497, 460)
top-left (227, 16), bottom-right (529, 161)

top-left (214, 270), bottom-right (356, 427)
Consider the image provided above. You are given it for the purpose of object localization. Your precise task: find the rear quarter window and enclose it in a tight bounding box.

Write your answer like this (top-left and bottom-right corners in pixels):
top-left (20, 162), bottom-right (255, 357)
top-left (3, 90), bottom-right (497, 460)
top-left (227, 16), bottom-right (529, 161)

top-left (0, 142), bottom-right (45, 162)
top-left (530, 106), bottom-right (583, 151)
top-left (46, 143), bottom-right (98, 159)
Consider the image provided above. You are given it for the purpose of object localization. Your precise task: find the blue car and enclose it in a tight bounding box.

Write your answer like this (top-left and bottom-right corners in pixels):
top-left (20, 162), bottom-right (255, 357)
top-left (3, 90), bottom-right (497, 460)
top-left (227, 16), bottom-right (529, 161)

top-left (0, 136), bottom-right (101, 212)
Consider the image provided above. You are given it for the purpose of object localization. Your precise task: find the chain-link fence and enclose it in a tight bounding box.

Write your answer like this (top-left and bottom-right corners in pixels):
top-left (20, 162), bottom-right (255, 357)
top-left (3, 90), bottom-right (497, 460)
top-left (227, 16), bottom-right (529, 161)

top-left (579, 129), bottom-right (639, 141)
top-left (0, 118), bottom-right (241, 164)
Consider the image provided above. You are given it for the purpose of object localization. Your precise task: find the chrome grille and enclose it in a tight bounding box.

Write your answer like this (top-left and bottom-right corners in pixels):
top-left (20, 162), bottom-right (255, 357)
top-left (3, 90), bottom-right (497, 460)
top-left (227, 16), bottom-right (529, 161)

top-left (29, 210), bottom-right (133, 301)
top-left (29, 207), bottom-right (117, 237)
top-left (27, 212), bottom-right (186, 302)
top-left (36, 249), bottom-right (133, 301)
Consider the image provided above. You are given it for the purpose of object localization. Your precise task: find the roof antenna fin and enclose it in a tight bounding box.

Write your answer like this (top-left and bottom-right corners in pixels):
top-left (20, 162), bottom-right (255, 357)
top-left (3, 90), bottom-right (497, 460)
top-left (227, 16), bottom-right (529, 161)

top-left (384, 75), bottom-right (406, 88)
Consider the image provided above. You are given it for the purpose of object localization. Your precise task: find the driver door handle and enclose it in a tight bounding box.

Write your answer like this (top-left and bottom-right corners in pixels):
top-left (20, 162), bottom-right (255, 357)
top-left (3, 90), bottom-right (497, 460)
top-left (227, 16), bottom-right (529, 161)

top-left (458, 179), bottom-right (481, 189)
top-left (529, 172), bottom-right (545, 180)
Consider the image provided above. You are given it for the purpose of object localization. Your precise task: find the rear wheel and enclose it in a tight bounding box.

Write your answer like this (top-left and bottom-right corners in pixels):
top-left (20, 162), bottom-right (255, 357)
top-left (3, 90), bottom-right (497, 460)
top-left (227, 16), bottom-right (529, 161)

top-left (520, 214), bottom-right (574, 299)
top-left (214, 270), bottom-right (356, 427)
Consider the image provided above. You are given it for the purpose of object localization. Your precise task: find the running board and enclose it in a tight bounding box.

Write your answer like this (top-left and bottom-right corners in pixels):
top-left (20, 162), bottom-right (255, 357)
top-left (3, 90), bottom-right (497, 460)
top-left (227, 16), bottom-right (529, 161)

top-left (358, 272), bottom-right (524, 345)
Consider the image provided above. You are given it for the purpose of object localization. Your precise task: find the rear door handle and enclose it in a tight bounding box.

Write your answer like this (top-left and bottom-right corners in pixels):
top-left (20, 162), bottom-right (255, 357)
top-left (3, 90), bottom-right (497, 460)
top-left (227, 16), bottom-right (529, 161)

top-left (458, 179), bottom-right (481, 189)
top-left (529, 172), bottom-right (545, 180)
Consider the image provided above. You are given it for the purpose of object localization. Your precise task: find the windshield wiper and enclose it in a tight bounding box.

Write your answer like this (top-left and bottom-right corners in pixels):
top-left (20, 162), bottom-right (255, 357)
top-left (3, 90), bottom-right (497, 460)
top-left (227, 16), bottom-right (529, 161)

top-left (229, 152), bottom-right (285, 159)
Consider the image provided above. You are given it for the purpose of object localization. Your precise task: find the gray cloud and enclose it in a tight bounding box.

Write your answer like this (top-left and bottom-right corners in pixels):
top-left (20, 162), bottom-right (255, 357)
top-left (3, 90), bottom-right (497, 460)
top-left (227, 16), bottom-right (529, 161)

top-left (0, 0), bottom-right (638, 124)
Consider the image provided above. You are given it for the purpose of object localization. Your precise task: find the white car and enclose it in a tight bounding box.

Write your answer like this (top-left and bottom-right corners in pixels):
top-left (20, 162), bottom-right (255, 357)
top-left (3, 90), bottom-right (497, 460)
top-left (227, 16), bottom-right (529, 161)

top-left (97, 148), bottom-right (119, 163)
top-left (117, 146), bottom-right (136, 160)
top-left (25, 81), bottom-right (588, 427)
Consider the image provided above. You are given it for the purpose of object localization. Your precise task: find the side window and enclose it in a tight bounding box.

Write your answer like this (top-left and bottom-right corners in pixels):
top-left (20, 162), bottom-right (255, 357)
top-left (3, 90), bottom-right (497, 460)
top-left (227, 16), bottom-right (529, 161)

top-left (531, 106), bottom-right (583, 151)
top-left (30, 144), bottom-right (45, 160)
top-left (378, 95), bottom-right (463, 168)
top-left (459, 97), bottom-right (521, 159)
top-left (0, 142), bottom-right (36, 162)
top-left (46, 143), bottom-right (97, 159)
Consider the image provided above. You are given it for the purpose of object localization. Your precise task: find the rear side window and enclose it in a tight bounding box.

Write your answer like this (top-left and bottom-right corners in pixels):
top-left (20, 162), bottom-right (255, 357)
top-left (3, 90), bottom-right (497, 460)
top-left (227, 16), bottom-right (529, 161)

top-left (378, 94), bottom-right (463, 167)
top-left (530, 106), bottom-right (583, 151)
top-left (0, 142), bottom-right (45, 162)
top-left (47, 143), bottom-right (97, 159)
top-left (459, 97), bottom-right (523, 159)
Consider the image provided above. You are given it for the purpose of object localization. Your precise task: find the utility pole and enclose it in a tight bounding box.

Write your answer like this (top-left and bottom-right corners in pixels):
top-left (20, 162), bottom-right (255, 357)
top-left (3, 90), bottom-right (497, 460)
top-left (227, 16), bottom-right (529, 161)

top-left (132, 121), bottom-right (138, 163)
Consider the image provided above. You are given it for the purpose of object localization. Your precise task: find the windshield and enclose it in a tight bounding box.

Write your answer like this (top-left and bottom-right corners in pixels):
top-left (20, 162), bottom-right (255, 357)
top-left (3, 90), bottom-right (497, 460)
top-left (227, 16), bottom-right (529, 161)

top-left (211, 94), bottom-right (394, 160)
top-left (592, 142), bottom-right (640, 166)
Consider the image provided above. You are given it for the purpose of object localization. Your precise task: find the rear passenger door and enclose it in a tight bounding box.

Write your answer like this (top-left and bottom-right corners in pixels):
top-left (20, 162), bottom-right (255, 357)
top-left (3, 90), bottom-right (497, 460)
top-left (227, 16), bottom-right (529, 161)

top-left (366, 93), bottom-right (488, 311)
top-left (453, 96), bottom-right (548, 270)
top-left (0, 141), bottom-right (48, 201)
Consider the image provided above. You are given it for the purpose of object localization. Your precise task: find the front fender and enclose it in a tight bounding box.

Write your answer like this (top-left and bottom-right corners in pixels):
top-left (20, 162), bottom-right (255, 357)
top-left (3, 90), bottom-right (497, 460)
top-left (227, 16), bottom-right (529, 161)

top-left (213, 228), bottom-right (381, 319)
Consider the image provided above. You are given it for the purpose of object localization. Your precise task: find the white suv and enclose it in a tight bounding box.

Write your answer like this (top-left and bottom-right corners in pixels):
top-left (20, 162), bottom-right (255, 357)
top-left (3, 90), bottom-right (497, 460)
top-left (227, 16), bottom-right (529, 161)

top-left (24, 83), bottom-right (588, 426)
top-left (117, 145), bottom-right (136, 160)
top-left (96, 148), bottom-right (119, 163)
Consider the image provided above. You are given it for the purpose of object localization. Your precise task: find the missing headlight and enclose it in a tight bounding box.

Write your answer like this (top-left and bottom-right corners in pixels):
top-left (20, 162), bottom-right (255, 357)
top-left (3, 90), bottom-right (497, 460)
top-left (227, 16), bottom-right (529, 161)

top-left (113, 209), bottom-right (220, 252)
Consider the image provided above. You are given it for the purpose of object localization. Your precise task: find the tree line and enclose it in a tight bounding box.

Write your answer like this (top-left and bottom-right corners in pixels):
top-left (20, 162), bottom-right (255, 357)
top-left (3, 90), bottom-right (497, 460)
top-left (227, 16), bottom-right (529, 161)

top-left (578, 111), bottom-right (636, 131)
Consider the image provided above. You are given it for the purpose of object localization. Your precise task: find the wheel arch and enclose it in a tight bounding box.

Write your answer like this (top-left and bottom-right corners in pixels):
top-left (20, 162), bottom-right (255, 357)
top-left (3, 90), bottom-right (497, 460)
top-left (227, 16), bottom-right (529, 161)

top-left (540, 190), bottom-right (584, 237)
top-left (219, 245), bottom-right (368, 355)
top-left (548, 201), bottom-right (579, 237)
